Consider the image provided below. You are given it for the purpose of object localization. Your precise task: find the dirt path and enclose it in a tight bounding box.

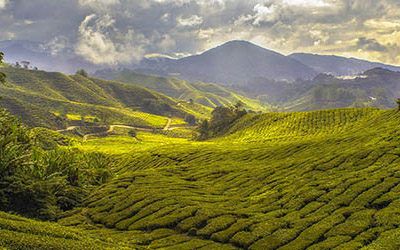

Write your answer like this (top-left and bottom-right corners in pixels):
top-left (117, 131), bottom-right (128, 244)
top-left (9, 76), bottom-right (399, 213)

top-left (58, 120), bottom-right (192, 141)
top-left (163, 118), bottom-right (172, 131)
top-left (56, 126), bottom-right (78, 133)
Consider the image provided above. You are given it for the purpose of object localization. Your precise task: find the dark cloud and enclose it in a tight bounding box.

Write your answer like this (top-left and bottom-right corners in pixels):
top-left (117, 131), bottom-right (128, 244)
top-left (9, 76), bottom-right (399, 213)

top-left (0, 0), bottom-right (399, 65)
top-left (357, 37), bottom-right (387, 52)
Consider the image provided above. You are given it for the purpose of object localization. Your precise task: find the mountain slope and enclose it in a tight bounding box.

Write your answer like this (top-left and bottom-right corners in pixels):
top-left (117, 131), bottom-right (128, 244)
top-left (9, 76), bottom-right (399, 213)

top-left (290, 53), bottom-right (400, 76)
top-left (94, 68), bottom-right (268, 110)
top-left (283, 68), bottom-right (400, 111)
top-left (137, 40), bottom-right (317, 84)
top-left (0, 67), bottom-right (206, 128)
top-left (232, 68), bottom-right (400, 111)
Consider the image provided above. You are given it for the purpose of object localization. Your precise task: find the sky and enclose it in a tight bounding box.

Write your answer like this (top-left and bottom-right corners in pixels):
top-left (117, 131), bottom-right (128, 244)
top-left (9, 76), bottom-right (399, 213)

top-left (0, 0), bottom-right (400, 66)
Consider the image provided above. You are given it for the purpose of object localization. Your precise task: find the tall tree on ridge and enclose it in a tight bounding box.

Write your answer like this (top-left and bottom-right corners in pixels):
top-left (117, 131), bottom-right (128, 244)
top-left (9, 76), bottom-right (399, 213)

top-left (0, 52), bottom-right (6, 84)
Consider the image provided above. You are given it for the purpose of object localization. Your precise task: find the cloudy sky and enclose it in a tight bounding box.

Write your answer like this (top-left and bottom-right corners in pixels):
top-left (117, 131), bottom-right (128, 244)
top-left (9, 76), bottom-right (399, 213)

top-left (1, 0), bottom-right (400, 65)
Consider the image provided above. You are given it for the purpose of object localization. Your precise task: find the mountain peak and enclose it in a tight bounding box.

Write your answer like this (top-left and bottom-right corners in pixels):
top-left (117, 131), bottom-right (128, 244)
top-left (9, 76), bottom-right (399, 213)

top-left (221, 40), bottom-right (255, 47)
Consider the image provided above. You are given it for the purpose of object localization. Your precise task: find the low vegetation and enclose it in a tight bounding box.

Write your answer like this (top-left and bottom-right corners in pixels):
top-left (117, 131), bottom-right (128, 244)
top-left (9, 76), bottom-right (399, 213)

top-left (0, 109), bottom-right (113, 220)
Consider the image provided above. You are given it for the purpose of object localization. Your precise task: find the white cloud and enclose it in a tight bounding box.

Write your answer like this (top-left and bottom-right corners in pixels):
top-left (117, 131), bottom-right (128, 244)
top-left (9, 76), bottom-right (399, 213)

top-left (282, 0), bottom-right (330, 7)
top-left (0, 0), bottom-right (8, 9)
top-left (75, 14), bottom-right (148, 65)
top-left (158, 34), bottom-right (176, 52)
top-left (45, 36), bottom-right (69, 56)
top-left (78, 0), bottom-right (120, 11)
top-left (253, 4), bottom-right (279, 25)
top-left (177, 15), bottom-right (203, 28)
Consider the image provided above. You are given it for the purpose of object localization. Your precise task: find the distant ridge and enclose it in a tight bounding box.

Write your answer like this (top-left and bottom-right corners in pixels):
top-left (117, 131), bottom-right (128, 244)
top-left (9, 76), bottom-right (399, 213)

top-left (289, 53), bottom-right (400, 76)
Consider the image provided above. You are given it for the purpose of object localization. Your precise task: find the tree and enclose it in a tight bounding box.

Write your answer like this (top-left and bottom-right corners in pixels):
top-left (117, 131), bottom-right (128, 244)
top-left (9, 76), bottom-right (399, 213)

top-left (197, 103), bottom-right (248, 140)
top-left (0, 52), bottom-right (6, 84)
top-left (198, 119), bottom-right (210, 140)
top-left (76, 69), bottom-right (88, 77)
top-left (184, 114), bottom-right (196, 126)
top-left (397, 98), bottom-right (400, 111)
top-left (128, 130), bottom-right (137, 138)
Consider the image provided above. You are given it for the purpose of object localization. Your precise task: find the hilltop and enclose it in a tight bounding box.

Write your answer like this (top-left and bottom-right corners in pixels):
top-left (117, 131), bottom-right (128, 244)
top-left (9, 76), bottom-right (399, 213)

top-left (289, 53), bottom-right (400, 76)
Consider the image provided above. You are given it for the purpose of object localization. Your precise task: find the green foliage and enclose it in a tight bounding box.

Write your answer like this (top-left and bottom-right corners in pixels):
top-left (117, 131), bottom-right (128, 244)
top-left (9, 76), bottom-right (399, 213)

top-left (30, 127), bottom-right (74, 150)
top-left (397, 98), bottom-right (400, 111)
top-left (0, 51), bottom-right (5, 84)
top-left (184, 114), bottom-right (196, 126)
top-left (127, 129), bottom-right (137, 138)
top-left (198, 102), bottom-right (247, 139)
top-left (0, 110), bottom-right (113, 220)
top-left (75, 69), bottom-right (88, 77)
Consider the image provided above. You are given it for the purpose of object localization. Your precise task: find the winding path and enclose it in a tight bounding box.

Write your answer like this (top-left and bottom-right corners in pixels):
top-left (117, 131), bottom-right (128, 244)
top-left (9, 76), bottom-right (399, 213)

top-left (58, 118), bottom-right (192, 141)
top-left (163, 118), bottom-right (172, 131)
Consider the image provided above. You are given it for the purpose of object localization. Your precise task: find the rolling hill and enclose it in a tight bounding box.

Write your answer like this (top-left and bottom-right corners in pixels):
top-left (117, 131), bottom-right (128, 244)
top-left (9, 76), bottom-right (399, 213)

top-left (0, 66), bottom-right (208, 129)
top-left (94, 68), bottom-right (268, 110)
top-left (50, 108), bottom-right (400, 249)
top-left (233, 68), bottom-right (400, 111)
top-left (1, 106), bottom-right (400, 249)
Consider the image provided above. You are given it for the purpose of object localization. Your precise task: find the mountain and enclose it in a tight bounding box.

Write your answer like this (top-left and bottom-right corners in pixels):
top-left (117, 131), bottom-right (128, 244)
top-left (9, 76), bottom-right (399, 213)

top-left (136, 40), bottom-right (318, 85)
top-left (232, 67), bottom-right (400, 111)
top-left (0, 66), bottom-right (209, 129)
top-left (94, 68), bottom-right (268, 111)
top-left (289, 53), bottom-right (400, 76)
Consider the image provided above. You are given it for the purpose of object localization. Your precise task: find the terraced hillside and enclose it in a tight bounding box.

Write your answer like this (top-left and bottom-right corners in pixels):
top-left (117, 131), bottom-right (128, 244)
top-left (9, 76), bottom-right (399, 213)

top-left (51, 108), bottom-right (400, 249)
top-left (94, 68), bottom-right (267, 110)
top-left (0, 67), bottom-right (208, 129)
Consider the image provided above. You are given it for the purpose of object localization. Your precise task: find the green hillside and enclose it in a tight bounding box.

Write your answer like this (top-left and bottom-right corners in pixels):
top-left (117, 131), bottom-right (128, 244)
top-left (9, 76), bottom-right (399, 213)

top-left (51, 108), bottom-right (400, 249)
top-left (0, 67), bottom-right (207, 129)
top-left (236, 68), bottom-right (400, 112)
top-left (1, 76), bottom-right (400, 249)
top-left (94, 69), bottom-right (268, 111)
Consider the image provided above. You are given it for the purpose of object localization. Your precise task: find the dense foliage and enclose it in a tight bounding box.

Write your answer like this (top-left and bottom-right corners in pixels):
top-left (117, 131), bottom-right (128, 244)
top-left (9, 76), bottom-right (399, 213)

top-left (198, 102), bottom-right (247, 140)
top-left (0, 52), bottom-right (5, 84)
top-left (0, 109), bottom-right (112, 220)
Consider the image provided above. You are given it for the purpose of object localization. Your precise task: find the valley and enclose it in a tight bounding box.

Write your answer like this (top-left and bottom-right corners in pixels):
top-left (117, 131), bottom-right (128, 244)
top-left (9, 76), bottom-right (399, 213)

top-left (1, 27), bottom-right (400, 249)
top-left (1, 102), bottom-right (400, 249)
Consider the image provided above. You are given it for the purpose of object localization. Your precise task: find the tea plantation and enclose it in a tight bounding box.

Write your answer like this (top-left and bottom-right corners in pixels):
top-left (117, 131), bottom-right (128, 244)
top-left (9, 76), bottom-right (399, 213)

top-left (2, 108), bottom-right (400, 249)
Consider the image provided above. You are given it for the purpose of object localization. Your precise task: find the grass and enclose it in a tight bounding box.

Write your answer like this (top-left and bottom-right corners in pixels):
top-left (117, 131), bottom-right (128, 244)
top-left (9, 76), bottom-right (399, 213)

top-left (3, 107), bottom-right (400, 249)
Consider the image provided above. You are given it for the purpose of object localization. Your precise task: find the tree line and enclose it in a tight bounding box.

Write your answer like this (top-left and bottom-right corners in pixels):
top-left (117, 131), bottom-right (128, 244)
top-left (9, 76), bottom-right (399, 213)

top-left (197, 101), bottom-right (248, 140)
